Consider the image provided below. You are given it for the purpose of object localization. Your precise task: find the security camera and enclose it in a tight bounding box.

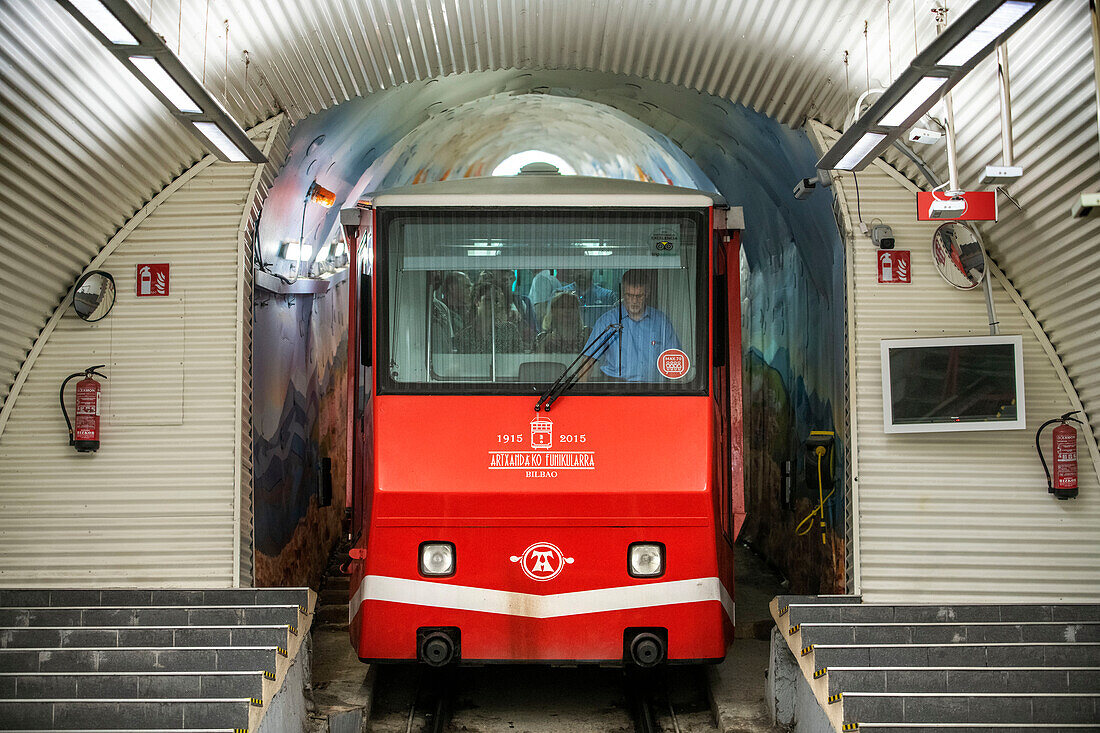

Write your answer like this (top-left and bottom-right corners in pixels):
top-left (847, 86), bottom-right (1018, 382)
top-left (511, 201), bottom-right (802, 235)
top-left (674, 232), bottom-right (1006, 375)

top-left (870, 224), bottom-right (895, 249)
top-left (928, 197), bottom-right (967, 220)
top-left (793, 170), bottom-right (833, 200)
top-left (1070, 192), bottom-right (1100, 219)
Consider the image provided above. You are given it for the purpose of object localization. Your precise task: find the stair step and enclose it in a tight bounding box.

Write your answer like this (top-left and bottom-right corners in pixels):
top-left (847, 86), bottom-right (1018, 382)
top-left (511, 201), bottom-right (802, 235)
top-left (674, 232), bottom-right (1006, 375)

top-left (0, 606), bottom-right (300, 630)
top-left (0, 625), bottom-right (290, 651)
top-left (811, 643), bottom-right (1100, 671)
top-left (0, 588), bottom-right (308, 610)
top-left (825, 666), bottom-right (1100, 695)
top-left (0, 671), bottom-right (265, 700)
top-left (838, 692), bottom-right (1100, 725)
top-left (324, 576), bottom-right (350, 591)
top-left (0, 647), bottom-right (282, 674)
top-left (785, 604), bottom-right (1100, 629)
top-left (798, 622), bottom-right (1100, 646)
top-left (318, 589), bottom-right (347, 606)
top-left (0, 699), bottom-right (254, 730)
top-left (776, 595), bottom-right (861, 616)
top-left (314, 605), bottom-right (347, 628)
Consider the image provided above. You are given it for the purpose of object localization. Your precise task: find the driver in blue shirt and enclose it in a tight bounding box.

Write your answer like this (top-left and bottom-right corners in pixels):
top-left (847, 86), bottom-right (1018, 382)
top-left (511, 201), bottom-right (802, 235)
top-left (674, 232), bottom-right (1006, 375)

top-left (579, 269), bottom-right (681, 382)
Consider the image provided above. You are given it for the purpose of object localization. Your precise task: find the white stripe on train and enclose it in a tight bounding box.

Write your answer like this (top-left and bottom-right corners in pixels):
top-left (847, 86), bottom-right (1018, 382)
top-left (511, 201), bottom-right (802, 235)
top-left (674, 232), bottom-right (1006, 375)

top-left (349, 575), bottom-right (734, 623)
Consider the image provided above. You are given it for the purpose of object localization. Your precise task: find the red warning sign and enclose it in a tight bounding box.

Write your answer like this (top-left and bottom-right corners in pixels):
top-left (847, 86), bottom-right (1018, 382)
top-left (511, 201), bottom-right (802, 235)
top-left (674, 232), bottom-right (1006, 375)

top-left (878, 250), bottom-right (911, 284)
top-left (916, 190), bottom-right (998, 221)
top-left (137, 264), bottom-right (170, 297)
top-left (657, 349), bottom-right (690, 379)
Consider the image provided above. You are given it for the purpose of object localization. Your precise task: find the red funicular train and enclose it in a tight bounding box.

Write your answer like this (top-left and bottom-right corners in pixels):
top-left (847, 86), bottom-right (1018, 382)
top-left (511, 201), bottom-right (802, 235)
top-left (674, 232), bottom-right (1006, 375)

top-left (340, 173), bottom-right (744, 667)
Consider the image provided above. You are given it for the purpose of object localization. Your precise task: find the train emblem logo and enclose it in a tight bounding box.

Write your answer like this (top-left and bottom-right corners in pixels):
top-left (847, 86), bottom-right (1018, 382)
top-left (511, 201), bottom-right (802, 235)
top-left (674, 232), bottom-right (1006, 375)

top-left (488, 415), bottom-right (596, 477)
top-left (510, 542), bottom-right (574, 581)
top-left (530, 415), bottom-right (552, 449)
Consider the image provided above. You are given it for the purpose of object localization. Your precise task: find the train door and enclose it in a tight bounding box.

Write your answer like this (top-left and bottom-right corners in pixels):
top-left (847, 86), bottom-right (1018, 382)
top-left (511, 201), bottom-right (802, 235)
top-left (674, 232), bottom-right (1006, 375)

top-left (340, 207), bottom-right (375, 547)
top-left (712, 210), bottom-right (745, 613)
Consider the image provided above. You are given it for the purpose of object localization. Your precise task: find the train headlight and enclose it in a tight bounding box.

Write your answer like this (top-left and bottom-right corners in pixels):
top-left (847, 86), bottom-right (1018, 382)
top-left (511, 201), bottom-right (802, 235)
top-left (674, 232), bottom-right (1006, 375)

top-left (419, 542), bottom-right (455, 577)
top-left (628, 543), bottom-right (665, 578)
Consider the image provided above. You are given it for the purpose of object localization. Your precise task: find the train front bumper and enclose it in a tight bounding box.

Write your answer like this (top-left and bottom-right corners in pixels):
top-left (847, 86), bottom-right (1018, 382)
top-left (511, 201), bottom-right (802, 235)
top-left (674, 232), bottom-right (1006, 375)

top-left (348, 525), bottom-right (732, 664)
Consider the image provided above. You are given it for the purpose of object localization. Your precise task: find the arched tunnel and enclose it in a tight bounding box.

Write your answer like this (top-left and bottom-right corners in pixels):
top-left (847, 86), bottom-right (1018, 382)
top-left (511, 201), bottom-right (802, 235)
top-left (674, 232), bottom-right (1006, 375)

top-left (254, 73), bottom-right (847, 595)
top-left (0, 1), bottom-right (1098, 731)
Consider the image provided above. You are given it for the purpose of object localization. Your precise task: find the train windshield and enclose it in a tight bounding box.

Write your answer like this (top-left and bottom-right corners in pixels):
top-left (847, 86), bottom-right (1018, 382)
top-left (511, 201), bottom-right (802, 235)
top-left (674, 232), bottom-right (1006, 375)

top-left (377, 207), bottom-right (708, 395)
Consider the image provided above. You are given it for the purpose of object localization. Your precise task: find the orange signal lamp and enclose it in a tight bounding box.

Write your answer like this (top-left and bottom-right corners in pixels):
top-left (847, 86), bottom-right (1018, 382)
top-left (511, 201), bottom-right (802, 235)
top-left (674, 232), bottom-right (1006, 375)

top-left (307, 182), bottom-right (336, 208)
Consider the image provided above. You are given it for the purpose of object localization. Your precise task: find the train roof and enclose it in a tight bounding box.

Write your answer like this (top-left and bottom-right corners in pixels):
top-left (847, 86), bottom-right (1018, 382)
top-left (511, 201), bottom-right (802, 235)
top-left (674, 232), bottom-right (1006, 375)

top-left (360, 174), bottom-right (727, 209)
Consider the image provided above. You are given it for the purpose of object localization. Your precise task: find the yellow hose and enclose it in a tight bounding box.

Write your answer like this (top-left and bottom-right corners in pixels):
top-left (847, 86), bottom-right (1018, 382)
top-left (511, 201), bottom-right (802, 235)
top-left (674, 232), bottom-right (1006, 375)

top-left (795, 446), bottom-right (834, 544)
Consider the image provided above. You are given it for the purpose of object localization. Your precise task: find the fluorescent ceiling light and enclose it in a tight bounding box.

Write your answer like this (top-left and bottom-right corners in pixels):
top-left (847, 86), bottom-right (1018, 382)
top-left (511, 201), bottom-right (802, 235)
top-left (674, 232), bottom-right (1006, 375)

top-left (492, 150), bottom-right (577, 176)
top-left (192, 121), bottom-right (249, 162)
top-left (58, 0), bottom-right (266, 164)
top-left (878, 77), bottom-right (949, 127)
top-left (584, 250), bottom-right (614, 256)
top-left (129, 56), bottom-right (202, 113)
top-left (280, 241), bottom-right (313, 261)
top-left (314, 242), bottom-right (333, 261)
top-left (69, 0), bottom-right (138, 45)
top-left (467, 242), bottom-right (501, 256)
top-left (937, 1), bottom-right (1035, 67)
top-left (835, 133), bottom-right (886, 171)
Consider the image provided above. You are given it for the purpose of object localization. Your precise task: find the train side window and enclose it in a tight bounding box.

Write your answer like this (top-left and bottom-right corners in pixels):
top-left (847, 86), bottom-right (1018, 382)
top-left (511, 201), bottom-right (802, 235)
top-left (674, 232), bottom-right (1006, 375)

top-left (360, 275), bottom-right (372, 367)
top-left (713, 271), bottom-right (728, 368)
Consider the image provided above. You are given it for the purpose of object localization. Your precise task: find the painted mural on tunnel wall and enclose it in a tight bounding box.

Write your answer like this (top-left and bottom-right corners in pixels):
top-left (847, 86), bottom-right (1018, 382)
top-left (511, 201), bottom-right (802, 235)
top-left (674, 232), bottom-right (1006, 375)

top-left (254, 69), bottom-right (845, 594)
top-left (252, 282), bottom-right (348, 588)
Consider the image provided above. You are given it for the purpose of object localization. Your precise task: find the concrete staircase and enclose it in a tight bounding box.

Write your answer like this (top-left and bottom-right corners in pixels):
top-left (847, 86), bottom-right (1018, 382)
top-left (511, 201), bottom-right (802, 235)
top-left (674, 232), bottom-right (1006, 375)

top-left (0, 588), bottom-right (314, 732)
top-left (770, 595), bottom-right (1100, 732)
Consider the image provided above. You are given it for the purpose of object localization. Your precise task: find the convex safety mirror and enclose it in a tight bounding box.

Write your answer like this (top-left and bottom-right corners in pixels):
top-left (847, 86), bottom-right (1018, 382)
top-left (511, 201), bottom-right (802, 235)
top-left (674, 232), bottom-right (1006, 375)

top-left (931, 221), bottom-right (986, 290)
top-left (72, 270), bottom-right (116, 322)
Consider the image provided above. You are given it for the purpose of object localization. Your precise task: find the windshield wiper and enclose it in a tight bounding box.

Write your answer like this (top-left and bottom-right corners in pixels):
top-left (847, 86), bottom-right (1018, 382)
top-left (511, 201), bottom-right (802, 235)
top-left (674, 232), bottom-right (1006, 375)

top-left (534, 320), bottom-right (621, 412)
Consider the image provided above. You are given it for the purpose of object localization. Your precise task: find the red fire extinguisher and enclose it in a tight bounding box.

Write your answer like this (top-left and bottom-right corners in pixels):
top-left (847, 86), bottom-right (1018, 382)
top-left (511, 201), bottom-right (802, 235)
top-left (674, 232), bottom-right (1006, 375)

top-left (1035, 410), bottom-right (1081, 500)
top-left (60, 365), bottom-right (107, 453)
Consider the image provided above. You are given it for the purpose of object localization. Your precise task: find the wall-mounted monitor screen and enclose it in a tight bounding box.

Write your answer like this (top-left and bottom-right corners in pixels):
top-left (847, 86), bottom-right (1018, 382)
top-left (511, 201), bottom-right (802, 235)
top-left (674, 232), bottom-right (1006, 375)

top-left (881, 335), bottom-right (1025, 434)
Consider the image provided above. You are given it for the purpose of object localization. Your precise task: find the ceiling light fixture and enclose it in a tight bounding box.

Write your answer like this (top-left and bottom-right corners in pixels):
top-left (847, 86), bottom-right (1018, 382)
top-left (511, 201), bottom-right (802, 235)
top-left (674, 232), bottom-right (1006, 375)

top-left (878, 77), bottom-right (949, 127)
top-left (936, 1), bottom-right (1036, 67)
top-left (129, 56), bottom-right (202, 114)
top-left (818, 0), bottom-right (1047, 171)
top-left (68, 0), bottom-right (138, 44)
top-left (56, 0), bottom-right (265, 164)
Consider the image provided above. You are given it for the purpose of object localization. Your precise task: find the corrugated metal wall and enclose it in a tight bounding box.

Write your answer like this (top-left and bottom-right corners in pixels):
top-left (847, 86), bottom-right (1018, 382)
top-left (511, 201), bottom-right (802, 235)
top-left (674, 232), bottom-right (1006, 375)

top-left (0, 121), bottom-right (282, 588)
top-left (812, 123), bottom-right (1100, 603)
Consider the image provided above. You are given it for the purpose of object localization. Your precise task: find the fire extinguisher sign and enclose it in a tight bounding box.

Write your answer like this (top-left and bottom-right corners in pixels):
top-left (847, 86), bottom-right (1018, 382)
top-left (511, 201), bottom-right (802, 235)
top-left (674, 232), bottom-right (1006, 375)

top-left (137, 264), bottom-right (170, 297)
top-left (877, 250), bottom-right (911, 284)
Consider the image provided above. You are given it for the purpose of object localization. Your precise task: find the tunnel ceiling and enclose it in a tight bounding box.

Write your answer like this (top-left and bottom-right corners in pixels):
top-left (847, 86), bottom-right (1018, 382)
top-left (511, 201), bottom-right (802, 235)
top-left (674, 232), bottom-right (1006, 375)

top-left (1, 0), bottom-right (1098, 438)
